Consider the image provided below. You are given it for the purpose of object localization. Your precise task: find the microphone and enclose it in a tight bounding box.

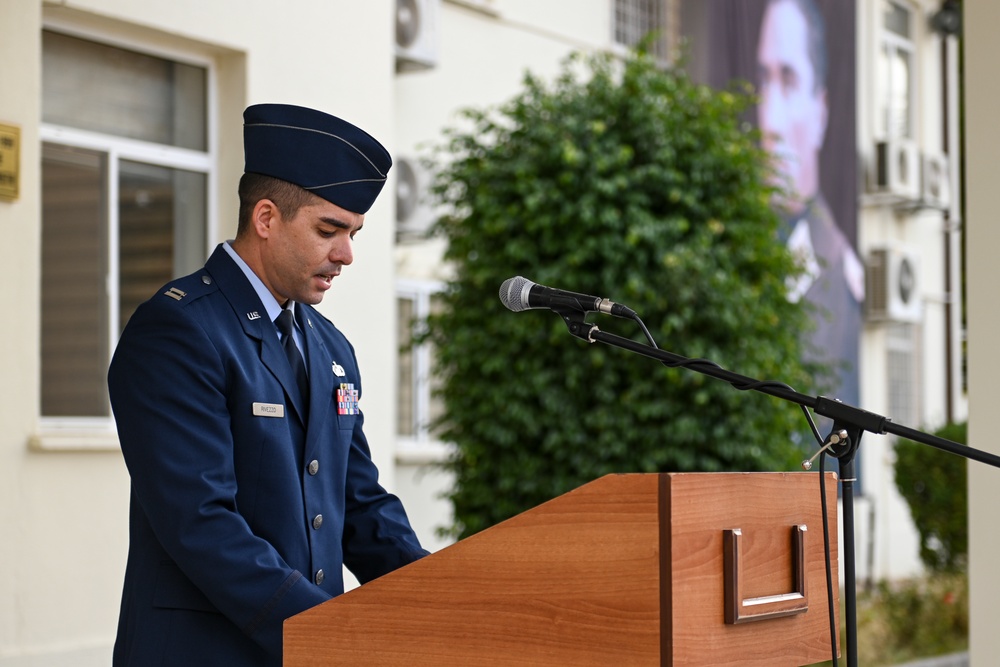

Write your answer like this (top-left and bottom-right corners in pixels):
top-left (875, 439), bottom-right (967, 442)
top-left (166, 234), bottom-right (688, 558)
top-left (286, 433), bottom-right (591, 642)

top-left (499, 276), bottom-right (636, 319)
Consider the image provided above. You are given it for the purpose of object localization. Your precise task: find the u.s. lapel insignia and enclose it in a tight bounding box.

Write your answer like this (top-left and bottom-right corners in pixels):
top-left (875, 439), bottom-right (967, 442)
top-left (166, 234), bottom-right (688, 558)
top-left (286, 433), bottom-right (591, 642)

top-left (332, 362), bottom-right (346, 377)
top-left (247, 311), bottom-right (261, 321)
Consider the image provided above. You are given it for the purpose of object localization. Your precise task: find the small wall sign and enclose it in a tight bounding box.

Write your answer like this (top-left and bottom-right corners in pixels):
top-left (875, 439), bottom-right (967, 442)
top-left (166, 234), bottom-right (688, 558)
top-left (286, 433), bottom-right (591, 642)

top-left (0, 123), bottom-right (19, 201)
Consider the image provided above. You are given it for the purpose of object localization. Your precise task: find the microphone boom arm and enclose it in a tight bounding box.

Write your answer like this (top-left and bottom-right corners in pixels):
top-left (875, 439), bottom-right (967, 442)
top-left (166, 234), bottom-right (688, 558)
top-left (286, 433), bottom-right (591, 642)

top-left (567, 318), bottom-right (1000, 467)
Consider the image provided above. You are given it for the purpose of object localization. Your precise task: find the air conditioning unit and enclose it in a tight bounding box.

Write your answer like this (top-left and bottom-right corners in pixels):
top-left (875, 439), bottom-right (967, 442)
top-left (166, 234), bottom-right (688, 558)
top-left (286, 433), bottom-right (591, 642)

top-left (395, 0), bottom-right (439, 72)
top-left (921, 151), bottom-right (951, 210)
top-left (395, 156), bottom-right (435, 241)
top-left (865, 246), bottom-right (922, 323)
top-left (872, 140), bottom-right (920, 201)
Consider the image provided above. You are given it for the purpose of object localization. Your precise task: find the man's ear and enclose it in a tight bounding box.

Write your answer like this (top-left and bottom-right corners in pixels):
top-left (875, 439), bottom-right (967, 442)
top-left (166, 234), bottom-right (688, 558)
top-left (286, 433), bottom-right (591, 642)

top-left (250, 198), bottom-right (280, 239)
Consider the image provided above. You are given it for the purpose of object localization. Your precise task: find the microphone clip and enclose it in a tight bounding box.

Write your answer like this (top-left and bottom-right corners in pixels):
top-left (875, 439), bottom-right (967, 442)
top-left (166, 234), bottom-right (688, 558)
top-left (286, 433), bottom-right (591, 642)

top-left (554, 307), bottom-right (599, 343)
top-left (802, 429), bottom-right (849, 470)
top-left (801, 419), bottom-right (864, 477)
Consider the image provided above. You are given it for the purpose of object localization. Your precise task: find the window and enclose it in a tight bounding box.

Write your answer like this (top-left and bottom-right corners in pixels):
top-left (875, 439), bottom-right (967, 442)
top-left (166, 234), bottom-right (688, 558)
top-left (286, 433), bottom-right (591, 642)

top-left (887, 322), bottom-right (922, 428)
top-left (397, 280), bottom-right (445, 448)
top-left (877, 1), bottom-right (915, 138)
top-left (613, 0), bottom-right (672, 60)
top-left (40, 29), bottom-right (212, 425)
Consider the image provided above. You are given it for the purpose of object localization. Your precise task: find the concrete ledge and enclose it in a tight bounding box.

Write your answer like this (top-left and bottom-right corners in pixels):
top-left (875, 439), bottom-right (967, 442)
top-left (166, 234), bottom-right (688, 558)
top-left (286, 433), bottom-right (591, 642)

top-left (895, 652), bottom-right (969, 667)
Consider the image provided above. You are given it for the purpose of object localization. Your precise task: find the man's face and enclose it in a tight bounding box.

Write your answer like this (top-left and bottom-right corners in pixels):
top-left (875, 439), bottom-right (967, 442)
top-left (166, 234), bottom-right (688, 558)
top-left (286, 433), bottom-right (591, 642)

top-left (757, 0), bottom-right (827, 213)
top-left (259, 196), bottom-right (364, 306)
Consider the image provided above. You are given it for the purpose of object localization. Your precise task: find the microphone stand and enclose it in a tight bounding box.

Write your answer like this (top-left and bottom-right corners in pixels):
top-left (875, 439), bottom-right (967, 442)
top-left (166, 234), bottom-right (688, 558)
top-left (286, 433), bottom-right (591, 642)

top-left (556, 312), bottom-right (1000, 667)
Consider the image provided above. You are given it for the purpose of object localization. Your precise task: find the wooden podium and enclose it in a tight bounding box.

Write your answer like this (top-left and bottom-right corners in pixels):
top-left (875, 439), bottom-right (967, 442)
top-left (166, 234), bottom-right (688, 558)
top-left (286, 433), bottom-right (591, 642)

top-left (284, 472), bottom-right (839, 666)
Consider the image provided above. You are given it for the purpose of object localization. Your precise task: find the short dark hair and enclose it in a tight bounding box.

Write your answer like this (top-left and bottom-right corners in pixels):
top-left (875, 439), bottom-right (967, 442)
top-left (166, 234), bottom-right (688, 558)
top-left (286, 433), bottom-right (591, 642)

top-left (767, 0), bottom-right (828, 94)
top-left (237, 173), bottom-right (317, 237)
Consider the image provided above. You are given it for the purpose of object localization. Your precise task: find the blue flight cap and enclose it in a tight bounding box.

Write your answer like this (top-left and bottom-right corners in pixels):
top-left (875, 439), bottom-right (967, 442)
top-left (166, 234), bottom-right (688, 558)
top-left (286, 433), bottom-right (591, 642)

top-left (243, 103), bottom-right (392, 214)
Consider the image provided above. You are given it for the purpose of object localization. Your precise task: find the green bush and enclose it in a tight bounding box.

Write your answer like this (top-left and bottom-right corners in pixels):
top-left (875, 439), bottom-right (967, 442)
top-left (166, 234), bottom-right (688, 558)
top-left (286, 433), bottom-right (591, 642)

top-left (812, 573), bottom-right (968, 666)
top-left (893, 421), bottom-right (968, 572)
top-left (425, 49), bottom-right (827, 539)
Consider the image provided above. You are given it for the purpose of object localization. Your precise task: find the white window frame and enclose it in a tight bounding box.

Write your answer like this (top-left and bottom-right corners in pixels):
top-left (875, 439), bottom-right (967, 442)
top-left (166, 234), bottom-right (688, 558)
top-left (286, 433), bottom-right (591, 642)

top-left (610, 0), bottom-right (676, 62)
top-left (396, 278), bottom-right (449, 463)
top-left (887, 321), bottom-right (923, 433)
top-left (878, 0), bottom-right (917, 140)
top-left (33, 21), bottom-right (218, 451)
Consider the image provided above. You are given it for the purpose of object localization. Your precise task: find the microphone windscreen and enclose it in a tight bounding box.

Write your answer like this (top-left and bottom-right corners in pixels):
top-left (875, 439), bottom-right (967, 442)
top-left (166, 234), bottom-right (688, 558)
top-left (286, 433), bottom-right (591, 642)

top-left (499, 276), bottom-right (531, 312)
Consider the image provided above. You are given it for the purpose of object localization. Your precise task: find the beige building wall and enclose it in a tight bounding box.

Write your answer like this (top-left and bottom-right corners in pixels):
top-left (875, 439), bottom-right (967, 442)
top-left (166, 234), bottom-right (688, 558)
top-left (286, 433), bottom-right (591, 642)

top-left (854, 0), bottom-right (961, 584)
top-left (965, 1), bottom-right (1000, 663)
top-left (1, 6), bottom-right (50, 663)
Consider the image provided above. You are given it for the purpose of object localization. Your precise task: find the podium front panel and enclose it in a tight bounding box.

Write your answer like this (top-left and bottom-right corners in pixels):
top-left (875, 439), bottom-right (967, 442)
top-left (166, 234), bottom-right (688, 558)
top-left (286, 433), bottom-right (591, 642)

top-left (284, 472), bottom-right (839, 666)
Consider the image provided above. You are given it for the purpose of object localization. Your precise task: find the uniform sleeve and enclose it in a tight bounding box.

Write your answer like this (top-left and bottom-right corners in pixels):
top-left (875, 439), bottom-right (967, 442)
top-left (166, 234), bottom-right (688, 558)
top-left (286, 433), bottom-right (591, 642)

top-left (337, 361), bottom-right (429, 583)
top-left (109, 296), bottom-right (330, 659)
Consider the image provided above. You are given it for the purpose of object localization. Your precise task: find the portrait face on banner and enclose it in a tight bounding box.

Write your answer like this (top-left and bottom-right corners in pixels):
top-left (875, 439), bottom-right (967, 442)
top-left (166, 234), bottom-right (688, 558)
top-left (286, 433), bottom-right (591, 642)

top-left (756, 0), bottom-right (828, 215)
top-left (682, 0), bottom-right (861, 411)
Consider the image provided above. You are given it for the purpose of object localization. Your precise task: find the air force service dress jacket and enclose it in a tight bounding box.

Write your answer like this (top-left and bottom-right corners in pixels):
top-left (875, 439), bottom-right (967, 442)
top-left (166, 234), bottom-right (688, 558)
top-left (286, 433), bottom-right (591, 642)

top-left (109, 243), bottom-right (428, 666)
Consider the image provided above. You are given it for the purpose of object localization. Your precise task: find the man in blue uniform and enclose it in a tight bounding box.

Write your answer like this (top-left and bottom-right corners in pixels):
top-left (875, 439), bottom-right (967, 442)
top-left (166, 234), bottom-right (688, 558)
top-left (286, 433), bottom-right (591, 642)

top-left (109, 103), bottom-right (428, 666)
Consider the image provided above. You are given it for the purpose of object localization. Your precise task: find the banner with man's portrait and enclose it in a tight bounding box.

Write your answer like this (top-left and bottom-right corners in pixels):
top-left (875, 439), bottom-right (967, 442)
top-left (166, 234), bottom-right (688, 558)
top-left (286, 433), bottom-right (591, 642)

top-left (682, 0), bottom-right (860, 411)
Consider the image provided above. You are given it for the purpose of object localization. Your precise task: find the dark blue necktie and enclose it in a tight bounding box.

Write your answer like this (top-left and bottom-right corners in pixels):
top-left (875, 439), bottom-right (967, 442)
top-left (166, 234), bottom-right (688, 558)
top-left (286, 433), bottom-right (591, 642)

top-left (275, 308), bottom-right (309, 402)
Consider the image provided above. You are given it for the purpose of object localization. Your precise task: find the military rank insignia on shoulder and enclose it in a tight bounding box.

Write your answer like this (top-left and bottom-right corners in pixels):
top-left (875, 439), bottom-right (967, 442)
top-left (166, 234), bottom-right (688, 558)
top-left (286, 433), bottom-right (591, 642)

top-left (161, 274), bottom-right (215, 303)
top-left (163, 286), bottom-right (187, 301)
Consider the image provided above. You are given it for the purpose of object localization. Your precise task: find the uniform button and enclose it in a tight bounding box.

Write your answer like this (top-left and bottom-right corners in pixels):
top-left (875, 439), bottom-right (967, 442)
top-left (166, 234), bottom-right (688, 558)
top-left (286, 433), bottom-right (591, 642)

top-left (312, 514), bottom-right (323, 530)
top-left (201, 275), bottom-right (212, 284)
top-left (307, 460), bottom-right (319, 475)
top-left (314, 569), bottom-right (324, 585)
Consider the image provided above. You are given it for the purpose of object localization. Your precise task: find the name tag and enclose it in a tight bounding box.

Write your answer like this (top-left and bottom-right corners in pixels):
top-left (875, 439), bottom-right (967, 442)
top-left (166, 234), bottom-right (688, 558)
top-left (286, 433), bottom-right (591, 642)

top-left (252, 402), bottom-right (285, 418)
